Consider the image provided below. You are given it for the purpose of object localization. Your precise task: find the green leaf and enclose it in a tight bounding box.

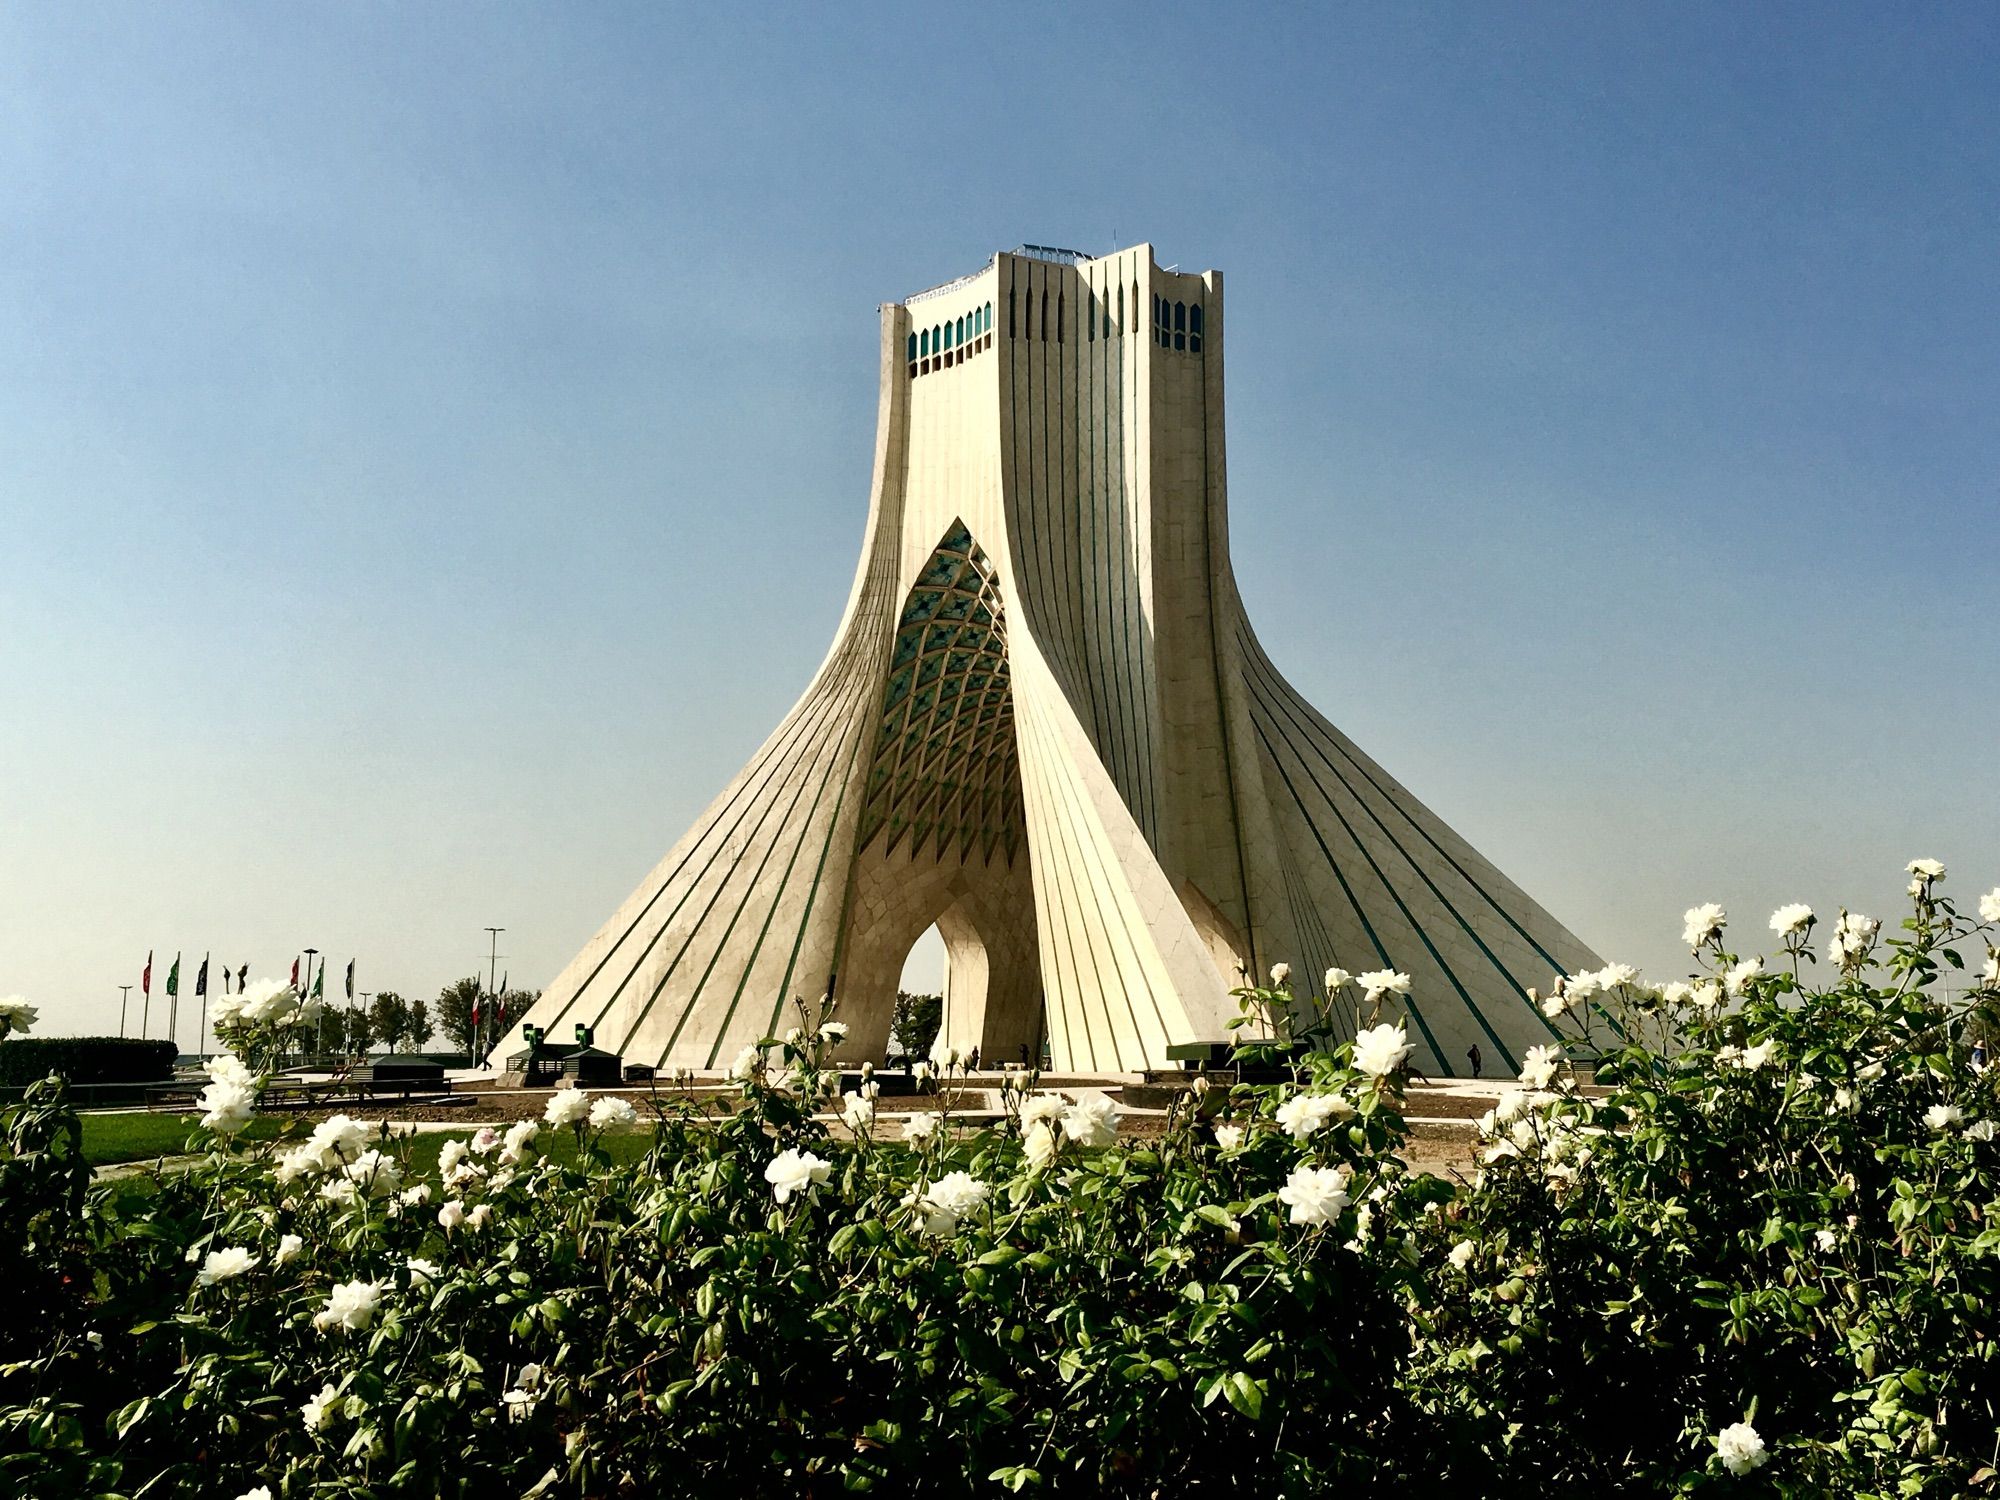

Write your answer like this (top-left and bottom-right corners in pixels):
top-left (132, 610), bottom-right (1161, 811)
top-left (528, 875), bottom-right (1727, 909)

top-left (1223, 1371), bottom-right (1264, 1420)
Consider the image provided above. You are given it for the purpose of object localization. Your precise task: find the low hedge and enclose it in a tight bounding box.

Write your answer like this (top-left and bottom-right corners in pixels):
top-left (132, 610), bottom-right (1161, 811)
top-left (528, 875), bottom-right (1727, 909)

top-left (0, 1037), bottom-right (178, 1087)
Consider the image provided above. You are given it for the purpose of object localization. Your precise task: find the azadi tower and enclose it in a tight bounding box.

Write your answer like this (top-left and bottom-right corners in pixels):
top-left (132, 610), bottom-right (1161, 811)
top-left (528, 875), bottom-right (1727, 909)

top-left (505, 243), bottom-right (1599, 1077)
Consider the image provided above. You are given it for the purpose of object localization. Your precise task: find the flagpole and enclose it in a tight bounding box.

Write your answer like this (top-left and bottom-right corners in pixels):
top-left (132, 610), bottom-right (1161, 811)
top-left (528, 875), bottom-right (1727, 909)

top-left (302, 948), bottom-right (318, 1069)
top-left (167, 952), bottom-right (180, 1056)
top-left (119, 985), bottom-right (132, 1038)
top-left (483, 927), bottom-right (505, 1069)
top-left (197, 952), bottom-right (210, 1060)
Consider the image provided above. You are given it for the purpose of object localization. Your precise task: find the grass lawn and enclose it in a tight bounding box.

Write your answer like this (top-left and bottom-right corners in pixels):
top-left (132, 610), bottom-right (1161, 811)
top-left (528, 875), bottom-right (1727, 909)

top-left (81, 1111), bottom-right (662, 1174)
top-left (80, 1111), bottom-right (290, 1166)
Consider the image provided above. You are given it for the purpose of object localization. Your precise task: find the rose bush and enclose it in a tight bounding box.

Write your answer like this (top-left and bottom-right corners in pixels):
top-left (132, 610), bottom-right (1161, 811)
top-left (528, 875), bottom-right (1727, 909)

top-left (0, 865), bottom-right (1994, 1496)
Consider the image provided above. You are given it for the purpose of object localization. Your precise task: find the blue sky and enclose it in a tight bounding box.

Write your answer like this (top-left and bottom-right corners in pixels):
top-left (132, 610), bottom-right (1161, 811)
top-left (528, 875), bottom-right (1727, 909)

top-left (4, 4), bottom-right (1995, 1039)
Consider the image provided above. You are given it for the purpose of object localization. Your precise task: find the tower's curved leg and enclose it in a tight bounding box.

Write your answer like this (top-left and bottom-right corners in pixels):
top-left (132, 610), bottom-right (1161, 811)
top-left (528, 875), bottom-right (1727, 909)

top-left (1230, 625), bottom-right (1601, 1074)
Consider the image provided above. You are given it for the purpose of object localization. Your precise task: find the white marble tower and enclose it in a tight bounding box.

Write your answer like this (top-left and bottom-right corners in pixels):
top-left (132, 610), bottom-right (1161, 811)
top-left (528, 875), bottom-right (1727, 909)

top-left (502, 243), bottom-right (1599, 1076)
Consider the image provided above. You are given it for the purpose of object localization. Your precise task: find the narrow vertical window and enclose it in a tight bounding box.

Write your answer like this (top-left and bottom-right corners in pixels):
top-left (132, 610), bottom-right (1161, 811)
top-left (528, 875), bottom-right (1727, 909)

top-left (1057, 291), bottom-right (1065, 343)
top-left (1040, 290), bottom-right (1048, 342)
top-left (1173, 301), bottom-right (1186, 350)
top-left (1088, 286), bottom-right (1096, 342)
top-left (1008, 289), bottom-right (1016, 338)
top-left (1189, 303), bottom-right (1203, 355)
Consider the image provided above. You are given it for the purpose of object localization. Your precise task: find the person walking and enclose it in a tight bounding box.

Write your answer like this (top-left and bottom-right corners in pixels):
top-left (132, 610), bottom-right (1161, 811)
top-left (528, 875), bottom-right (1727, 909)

top-left (1466, 1044), bottom-right (1482, 1078)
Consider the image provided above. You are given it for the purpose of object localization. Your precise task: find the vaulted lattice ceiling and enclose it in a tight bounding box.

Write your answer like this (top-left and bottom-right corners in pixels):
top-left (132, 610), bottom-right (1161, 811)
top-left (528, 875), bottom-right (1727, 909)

top-left (859, 522), bottom-right (1025, 863)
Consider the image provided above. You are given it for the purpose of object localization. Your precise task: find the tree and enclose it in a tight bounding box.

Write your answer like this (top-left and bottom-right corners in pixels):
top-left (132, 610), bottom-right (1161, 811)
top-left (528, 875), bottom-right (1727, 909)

top-left (436, 976), bottom-right (481, 1054)
top-left (327, 1005), bottom-right (373, 1056)
top-left (891, 990), bottom-right (942, 1059)
top-left (405, 999), bottom-right (433, 1050)
top-left (368, 992), bottom-right (411, 1053)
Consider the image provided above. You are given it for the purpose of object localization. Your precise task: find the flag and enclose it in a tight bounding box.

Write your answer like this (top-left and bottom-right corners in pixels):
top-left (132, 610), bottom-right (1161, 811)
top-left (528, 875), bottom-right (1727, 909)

top-left (143, 950), bottom-right (153, 997)
top-left (290, 956), bottom-right (300, 990)
top-left (345, 959), bottom-right (355, 1001)
top-left (195, 955), bottom-right (209, 998)
top-left (166, 954), bottom-right (181, 998)
top-left (310, 959), bottom-right (324, 1000)
top-left (237, 963), bottom-right (248, 990)
top-left (471, 996), bottom-right (482, 1027)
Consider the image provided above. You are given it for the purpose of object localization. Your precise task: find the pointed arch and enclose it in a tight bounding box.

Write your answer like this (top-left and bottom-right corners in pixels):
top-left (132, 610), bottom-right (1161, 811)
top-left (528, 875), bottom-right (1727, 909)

top-left (859, 520), bottom-right (1024, 865)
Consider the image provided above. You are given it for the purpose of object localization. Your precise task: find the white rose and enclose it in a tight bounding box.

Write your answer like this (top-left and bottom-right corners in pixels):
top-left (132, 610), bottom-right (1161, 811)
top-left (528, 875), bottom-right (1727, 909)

top-left (275, 1232), bottom-right (304, 1266)
top-left (762, 1147), bottom-right (832, 1205)
top-left (588, 1095), bottom-right (638, 1130)
top-left (1212, 1123), bottom-right (1245, 1151)
top-left (1447, 1239), bottom-right (1475, 1271)
top-left (1768, 903), bottom-right (1814, 938)
top-left (1018, 1093), bottom-right (1067, 1131)
top-left (902, 1112), bottom-right (943, 1141)
top-left (1351, 1024), bottom-right (1412, 1078)
top-left (1924, 1103), bottom-right (1964, 1132)
top-left (1906, 857), bottom-right (1945, 882)
top-left (438, 1200), bottom-right (465, 1232)
top-left (307, 1115), bottom-right (370, 1165)
top-left (1519, 1045), bottom-right (1562, 1090)
top-left (1353, 969), bottom-right (1411, 1002)
top-left (499, 1119), bottom-right (539, 1166)
top-left (909, 1170), bottom-right (989, 1235)
top-left (197, 1246), bottom-right (260, 1286)
top-left (1022, 1120), bottom-right (1059, 1171)
top-left (1714, 1421), bottom-right (1767, 1476)
top-left (1723, 958), bottom-right (1764, 998)
top-left (199, 1080), bottom-right (258, 1136)
top-left (1323, 968), bottom-right (1351, 992)
top-left (1274, 1091), bottom-right (1352, 1141)
top-left (840, 1093), bottom-right (875, 1132)
top-left (543, 1088), bottom-right (589, 1128)
top-left (1979, 888), bottom-right (2000, 924)
top-left (313, 1278), bottom-right (386, 1335)
top-left (1060, 1092), bottom-right (1120, 1148)
top-left (1277, 1164), bottom-right (1351, 1226)
top-left (1682, 903), bottom-right (1726, 948)
top-left (1735, 1040), bottom-right (1776, 1072)
top-left (301, 1382), bottom-right (341, 1433)
top-left (1268, 962), bottom-right (1291, 986)
top-left (344, 1149), bottom-right (403, 1198)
